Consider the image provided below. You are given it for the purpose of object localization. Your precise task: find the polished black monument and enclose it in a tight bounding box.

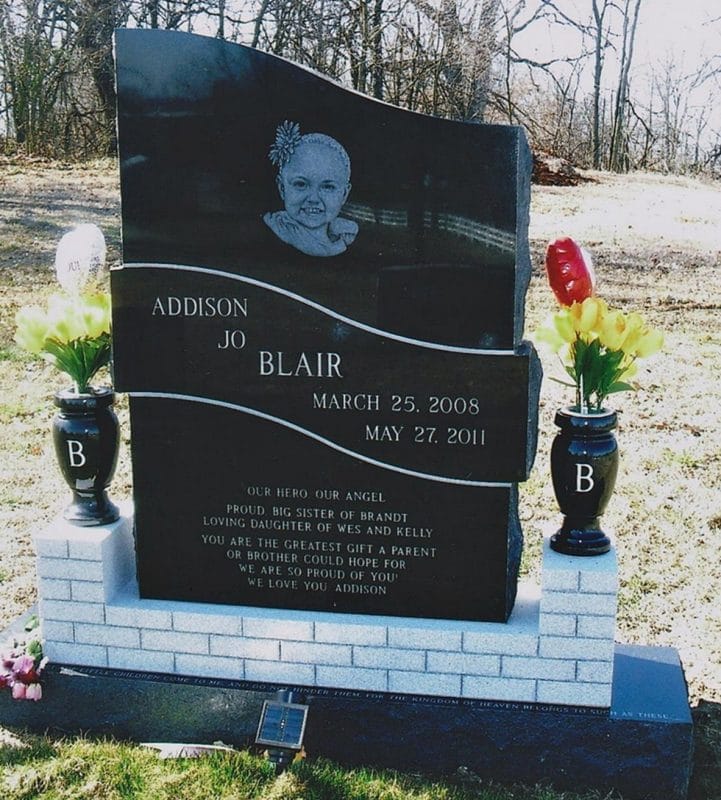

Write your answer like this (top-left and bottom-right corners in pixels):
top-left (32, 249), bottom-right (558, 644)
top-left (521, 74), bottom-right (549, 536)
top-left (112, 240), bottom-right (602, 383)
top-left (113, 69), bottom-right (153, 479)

top-left (111, 29), bottom-right (541, 622)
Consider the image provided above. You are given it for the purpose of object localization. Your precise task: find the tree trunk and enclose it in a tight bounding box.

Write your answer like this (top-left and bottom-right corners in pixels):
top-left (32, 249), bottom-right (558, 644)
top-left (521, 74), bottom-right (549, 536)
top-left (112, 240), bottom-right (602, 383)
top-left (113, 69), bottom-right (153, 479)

top-left (591, 0), bottom-right (606, 169)
top-left (251, 0), bottom-right (272, 48)
top-left (608, 0), bottom-right (642, 171)
top-left (371, 0), bottom-right (384, 100)
top-left (217, 0), bottom-right (225, 39)
top-left (76, 0), bottom-right (122, 155)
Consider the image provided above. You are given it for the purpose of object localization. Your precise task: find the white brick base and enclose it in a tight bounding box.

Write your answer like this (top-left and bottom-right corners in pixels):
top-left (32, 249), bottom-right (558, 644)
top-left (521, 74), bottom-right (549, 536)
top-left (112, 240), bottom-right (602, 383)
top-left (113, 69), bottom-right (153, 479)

top-left (35, 506), bottom-right (617, 708)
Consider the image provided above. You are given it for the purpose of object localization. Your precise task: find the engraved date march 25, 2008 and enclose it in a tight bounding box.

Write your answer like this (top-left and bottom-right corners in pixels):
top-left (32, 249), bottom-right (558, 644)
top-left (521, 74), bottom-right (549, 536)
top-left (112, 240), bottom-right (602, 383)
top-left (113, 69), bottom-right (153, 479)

top-left (312, 392), bottom-right (481, 416)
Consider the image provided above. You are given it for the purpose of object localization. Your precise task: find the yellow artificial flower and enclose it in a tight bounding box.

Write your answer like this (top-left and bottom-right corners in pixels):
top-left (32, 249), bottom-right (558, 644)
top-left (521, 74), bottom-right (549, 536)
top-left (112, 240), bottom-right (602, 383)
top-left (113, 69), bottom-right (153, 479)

top-left (620, 359), bottom-right (638, 380)
top-left (535, 315), bottom-right (565, 352)
top-left (552, 309), bottom-right (576, 343)
top-left (616, 312), bottom-right (644, 354)
top-left (46, 295), bottom-right (85, 343)
top-left (82, 307), bottom-right (108, 339)
top-left (81, 292), bottom-right (112, 338)
top-left (558, 342), bottom-right (573, 364)
top-left (599, 310), bottom-right (629, 351)
top-left (634, 327), bottom-right (664, 358)
top-left (14, 306), bottom-right (49, 354)
top-left (569, 296), bottom-right (607, 335)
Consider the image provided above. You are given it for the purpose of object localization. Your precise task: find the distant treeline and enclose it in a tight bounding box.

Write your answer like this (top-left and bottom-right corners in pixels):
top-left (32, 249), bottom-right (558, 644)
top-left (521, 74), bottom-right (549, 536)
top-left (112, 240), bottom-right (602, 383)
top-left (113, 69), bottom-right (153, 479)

top-left (1, 1), bottom-right (719, 174)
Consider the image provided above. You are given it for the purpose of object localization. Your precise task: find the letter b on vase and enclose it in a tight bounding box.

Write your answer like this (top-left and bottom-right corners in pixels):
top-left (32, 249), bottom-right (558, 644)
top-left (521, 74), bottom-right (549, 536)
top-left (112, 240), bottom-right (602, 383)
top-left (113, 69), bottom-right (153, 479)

top-left (67, 439), bottom-right (87, 468)
top-left (550, 408), bottom-right (619, 556)
top-left (575, 463), bottom-right (594, 493)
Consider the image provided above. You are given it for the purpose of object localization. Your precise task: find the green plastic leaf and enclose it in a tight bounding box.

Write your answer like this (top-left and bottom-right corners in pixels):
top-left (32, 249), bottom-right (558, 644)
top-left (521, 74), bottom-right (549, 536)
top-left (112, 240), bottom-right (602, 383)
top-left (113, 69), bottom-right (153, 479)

top-left (605, 381), bottom-right (637, 395)
top-left (42, 335), bottom-right (111, 392)
top-left (548, 376), bottom-right (577, 388)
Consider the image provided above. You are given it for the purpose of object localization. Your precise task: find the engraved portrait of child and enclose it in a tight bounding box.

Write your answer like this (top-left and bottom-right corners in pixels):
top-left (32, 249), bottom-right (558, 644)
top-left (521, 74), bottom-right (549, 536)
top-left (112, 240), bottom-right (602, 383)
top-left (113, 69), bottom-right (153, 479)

top-left (263, 121), bottom-right (359, 257)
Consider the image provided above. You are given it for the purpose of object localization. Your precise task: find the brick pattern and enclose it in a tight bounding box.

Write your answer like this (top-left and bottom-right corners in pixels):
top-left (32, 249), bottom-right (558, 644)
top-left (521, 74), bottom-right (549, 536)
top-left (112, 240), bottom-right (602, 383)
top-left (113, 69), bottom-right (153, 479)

top-left (35, 512), bottom-right (617, 708)
top-left (537, 538), bottom-right (617, 707)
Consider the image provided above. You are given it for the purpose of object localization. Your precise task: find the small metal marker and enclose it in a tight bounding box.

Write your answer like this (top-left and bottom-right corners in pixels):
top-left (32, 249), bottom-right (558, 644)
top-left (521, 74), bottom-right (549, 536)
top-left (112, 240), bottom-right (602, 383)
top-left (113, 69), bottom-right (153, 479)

top-left (255, 690), bottom-right (309, 772)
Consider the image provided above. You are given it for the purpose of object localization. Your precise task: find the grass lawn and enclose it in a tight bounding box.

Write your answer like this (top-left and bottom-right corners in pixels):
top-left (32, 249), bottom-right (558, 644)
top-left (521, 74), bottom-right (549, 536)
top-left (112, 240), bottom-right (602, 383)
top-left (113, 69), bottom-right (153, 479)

top-left (1, 159), bottom-right (720, 798)
top-left (0, 733), bottom-right (625, 800)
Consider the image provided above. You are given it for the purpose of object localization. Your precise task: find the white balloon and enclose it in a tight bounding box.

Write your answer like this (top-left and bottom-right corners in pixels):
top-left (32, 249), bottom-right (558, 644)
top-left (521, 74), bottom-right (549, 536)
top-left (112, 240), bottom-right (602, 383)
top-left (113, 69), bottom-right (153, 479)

top-left (55, 224), bottom-right (107, 293)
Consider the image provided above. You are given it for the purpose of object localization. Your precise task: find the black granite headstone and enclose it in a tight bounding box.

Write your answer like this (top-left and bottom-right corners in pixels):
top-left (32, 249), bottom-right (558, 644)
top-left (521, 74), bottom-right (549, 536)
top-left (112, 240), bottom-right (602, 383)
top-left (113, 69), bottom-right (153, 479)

top-left (111, 29), bottom-right (540, 622)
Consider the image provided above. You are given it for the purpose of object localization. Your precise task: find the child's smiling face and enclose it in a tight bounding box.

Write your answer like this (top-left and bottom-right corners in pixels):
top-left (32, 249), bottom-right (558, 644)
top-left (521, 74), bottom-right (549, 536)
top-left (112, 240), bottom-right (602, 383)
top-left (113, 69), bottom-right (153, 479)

top-left (278, 141), bottom-right (350, 230)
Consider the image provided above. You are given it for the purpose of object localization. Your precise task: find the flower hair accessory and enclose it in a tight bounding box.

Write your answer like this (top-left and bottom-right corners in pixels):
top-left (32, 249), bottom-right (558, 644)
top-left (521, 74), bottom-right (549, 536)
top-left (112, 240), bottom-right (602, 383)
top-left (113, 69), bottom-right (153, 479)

top-left (268, 120), bottom-right (302, 169)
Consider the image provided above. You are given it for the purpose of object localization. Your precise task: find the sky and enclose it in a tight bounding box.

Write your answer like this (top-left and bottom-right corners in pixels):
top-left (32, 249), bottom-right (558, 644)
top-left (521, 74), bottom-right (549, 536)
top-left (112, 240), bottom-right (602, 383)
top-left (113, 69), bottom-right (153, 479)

top-left (629, 1), bottom-right (719, 71)
top-left (527, 0), bottom-right (720, 78)
top-left (515, 0), bottom-right (721, 149)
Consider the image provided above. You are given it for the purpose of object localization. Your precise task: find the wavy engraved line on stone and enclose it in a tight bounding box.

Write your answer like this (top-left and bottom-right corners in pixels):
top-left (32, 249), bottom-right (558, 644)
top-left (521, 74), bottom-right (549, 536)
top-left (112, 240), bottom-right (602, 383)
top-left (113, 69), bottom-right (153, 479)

top-left (121, 262), bottom-right (516, 357)
top-left (130, 391), bottom-right (512, 489)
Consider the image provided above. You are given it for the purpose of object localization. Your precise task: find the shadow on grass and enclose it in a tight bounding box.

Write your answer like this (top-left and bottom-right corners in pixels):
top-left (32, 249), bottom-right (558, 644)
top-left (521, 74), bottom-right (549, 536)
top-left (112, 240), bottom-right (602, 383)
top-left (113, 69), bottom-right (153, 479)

top-left (290, 758), bottom-right (617, 800)
top-left (0, 736), bottom-right (623, 800)
top-left (0, 733), bottom-right (58, 766)
top-left (689, 700), bottom-right (721, 800)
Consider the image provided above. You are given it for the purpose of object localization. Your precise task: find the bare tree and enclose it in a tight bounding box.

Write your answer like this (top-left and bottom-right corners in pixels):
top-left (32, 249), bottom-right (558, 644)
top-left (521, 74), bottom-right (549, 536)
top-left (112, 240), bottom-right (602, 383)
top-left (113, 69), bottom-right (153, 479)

top-left (0, 0), bottom-right (74, 152)
top-left (1, 0), bottom-right (719, 173)
top-left (411, 0), bottom-right (503, 121)
top-left (590, 0), bottom-right (614, 169)
top-left (607, 0), bottom-right (642, 171)
top-left (496, 1), bottom-right (590, 135)
top-left (75, 0), bottom-right (127, 155)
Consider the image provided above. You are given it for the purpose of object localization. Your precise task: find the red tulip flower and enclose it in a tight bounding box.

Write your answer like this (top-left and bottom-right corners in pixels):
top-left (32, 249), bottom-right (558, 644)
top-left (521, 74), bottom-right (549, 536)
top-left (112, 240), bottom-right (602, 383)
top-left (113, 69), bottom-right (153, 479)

top-left (545, 237), bottom-right (596, 306)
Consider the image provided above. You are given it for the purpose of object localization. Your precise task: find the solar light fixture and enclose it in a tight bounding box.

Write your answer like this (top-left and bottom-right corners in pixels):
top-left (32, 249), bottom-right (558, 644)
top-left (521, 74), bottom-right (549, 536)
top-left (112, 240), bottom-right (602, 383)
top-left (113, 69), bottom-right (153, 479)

top-left (255, 690), bottom-right (309, 772)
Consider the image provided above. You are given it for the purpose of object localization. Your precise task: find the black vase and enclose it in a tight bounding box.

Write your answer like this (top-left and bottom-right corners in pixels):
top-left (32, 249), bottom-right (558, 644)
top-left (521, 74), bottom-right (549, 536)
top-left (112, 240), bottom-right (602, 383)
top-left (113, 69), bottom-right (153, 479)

top-left (52, 388), bottom-right (120, 526)
top-left (550, 407), bottom-right (619, 556)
